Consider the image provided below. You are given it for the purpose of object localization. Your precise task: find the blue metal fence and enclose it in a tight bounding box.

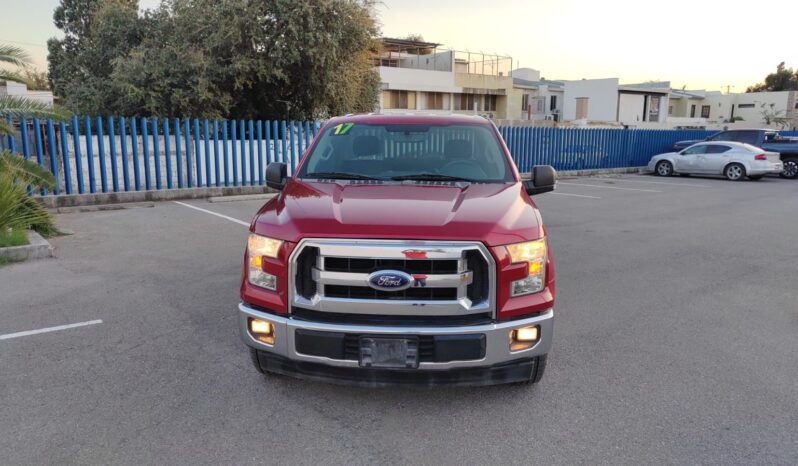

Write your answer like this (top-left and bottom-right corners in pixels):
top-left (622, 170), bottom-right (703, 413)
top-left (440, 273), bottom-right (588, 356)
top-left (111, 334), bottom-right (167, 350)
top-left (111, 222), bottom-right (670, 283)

top-left (2, 117), bottom-right (793, 197)
top-left (1, 117), bottom-right (321, 196)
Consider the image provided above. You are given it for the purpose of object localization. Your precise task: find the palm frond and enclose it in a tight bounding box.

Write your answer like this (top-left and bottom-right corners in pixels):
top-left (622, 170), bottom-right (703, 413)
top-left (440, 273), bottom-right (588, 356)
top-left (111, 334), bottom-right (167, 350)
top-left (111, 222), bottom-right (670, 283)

top-left (0, 151), bottom-right (56, 190)
top-left (0, 120), bottom-right (12, 136)
top-left (0, 172), bottom-right (52, 233)
top-left (0, 96), bottom-right (70, 122)
top-left (0, 68), bottom-right (27, 84)
top-left (0, 44), bottom-right (30, 68)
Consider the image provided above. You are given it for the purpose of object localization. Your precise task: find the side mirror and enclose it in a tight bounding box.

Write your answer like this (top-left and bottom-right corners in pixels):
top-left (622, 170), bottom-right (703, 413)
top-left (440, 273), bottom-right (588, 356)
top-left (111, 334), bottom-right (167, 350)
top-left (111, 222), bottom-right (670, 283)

top-left (523, 165), bottom-right (556, 196)
top-left (266, 162), bottom-right (287, 190)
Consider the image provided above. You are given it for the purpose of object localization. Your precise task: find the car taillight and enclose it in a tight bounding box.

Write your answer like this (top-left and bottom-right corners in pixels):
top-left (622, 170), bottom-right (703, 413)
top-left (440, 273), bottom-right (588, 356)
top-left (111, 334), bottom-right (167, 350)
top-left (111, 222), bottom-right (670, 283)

top-left (754, 154), bottom-right (767, 160)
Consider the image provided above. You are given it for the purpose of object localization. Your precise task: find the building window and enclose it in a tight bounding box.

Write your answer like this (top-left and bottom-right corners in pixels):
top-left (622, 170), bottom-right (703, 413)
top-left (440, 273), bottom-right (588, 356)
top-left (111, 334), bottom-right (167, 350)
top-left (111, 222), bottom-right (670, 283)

top-left (383, 90), bottom-right (416, 109)
top-left (737, 103), bottom-right (755, 109)
top-left (795, 102), bottom-right (798, 109)
top-left (536, 98), bottom-right (545, 113)
top-left (425, 92), bottom-right (445, 110)
top-left (484, 95), bottom-right (497, 112)
top-left (668, 105), bottom-right (673, 115)
top-left (521, 94), bottom-right (530, 111)
top-left (575, 97), bottom-right (589, 119)
top-left (455, 94), bottom-right (477, 111)
top-left (690, 104), bottom-right (696, 118)
top-left (701, 105), bottom-right (710, 118)
top-left (550, 95), bottom-right (557, 111)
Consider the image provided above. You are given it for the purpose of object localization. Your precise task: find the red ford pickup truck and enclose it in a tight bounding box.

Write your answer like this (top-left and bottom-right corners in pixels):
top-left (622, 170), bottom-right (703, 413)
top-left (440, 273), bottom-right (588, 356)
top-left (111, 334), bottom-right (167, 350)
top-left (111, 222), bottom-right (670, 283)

top-left (239, 114), bottom-right (556, 386)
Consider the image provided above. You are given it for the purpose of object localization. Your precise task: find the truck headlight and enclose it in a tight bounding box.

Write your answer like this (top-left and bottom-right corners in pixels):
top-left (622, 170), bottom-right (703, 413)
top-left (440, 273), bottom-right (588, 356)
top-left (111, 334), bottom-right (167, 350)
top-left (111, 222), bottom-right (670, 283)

top-left (506, 238), bottom-right (547, 296)
top-left (247, 233), bottom-right (282, 290)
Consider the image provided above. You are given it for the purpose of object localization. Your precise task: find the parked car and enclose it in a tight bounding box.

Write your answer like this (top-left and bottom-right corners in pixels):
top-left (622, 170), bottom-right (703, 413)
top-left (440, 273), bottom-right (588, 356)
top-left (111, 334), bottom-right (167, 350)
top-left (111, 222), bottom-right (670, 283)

top-left (647, 141), bottom-right (783, 181)
top-left (240, 114), bottom-right (557, 386)
top-left (672, 129), bottom-right (798, 179)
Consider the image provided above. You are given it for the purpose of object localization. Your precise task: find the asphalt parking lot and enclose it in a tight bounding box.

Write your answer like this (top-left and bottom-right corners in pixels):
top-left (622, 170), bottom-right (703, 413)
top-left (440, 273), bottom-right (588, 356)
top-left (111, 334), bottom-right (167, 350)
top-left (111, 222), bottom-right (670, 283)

top-left (2, 174), bottom-right (797, 465)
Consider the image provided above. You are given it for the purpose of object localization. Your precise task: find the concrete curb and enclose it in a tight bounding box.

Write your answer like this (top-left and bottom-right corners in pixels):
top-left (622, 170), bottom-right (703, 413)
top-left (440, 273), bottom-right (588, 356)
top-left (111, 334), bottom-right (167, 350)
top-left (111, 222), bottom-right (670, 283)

top-left (0, 231), bottom-right (54, 263)
top-left (557, 167), bottom-right (644, 177)
top-left (208, 193), bottom-right (276, 203)
top-left (40, 185), bottom-right (277, 208)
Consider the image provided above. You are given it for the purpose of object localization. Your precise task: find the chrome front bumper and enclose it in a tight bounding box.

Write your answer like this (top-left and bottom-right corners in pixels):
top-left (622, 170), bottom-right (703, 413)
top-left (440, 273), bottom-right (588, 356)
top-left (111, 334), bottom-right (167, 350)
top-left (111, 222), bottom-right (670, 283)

top-left (239, 303), bottom-right (553, 370)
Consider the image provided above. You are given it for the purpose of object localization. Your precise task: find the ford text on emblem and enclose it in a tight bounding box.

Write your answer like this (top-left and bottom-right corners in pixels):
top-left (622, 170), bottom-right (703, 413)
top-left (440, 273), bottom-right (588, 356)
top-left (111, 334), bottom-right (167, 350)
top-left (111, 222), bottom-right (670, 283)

top-left (367, 270), bottom-right (413, 292)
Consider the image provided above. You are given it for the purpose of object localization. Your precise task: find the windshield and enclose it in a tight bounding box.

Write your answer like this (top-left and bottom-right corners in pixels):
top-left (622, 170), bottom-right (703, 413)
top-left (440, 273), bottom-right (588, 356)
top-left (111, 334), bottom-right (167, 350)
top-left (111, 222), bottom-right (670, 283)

top-left (298, 123), bottom-right (514, 183)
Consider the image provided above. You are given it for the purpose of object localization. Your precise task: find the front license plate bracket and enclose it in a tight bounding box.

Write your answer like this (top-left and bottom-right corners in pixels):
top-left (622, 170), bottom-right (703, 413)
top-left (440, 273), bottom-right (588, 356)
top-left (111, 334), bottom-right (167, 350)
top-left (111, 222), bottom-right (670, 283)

top-left (359, 337), bottom-right (419, 369)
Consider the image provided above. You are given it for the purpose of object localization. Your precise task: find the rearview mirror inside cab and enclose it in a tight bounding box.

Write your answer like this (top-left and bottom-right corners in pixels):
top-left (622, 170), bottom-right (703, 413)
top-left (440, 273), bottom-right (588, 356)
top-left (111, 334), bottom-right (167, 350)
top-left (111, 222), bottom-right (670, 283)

top-left (524, 165), bottom-right (556, 196)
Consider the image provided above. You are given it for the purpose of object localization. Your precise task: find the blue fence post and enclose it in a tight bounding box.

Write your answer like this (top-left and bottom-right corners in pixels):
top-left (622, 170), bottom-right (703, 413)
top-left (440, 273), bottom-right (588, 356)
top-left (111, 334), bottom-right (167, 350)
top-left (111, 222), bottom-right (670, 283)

top-left (212, 120), bottom-right (220, 187)
top-left (4, 117), bottom-right (15, 152)
top-left (193, 119), bottom-right (202, 186)
top-left (106, 116), bottom-right (118, 192)
top-left (151, 117), bottom-right (161, 190)
top-left (231, 120), bottom-right (238, 186)
top-left (289, 120), bottom-right (296, 172)
top-left (58, 121), bottom-right (72, 194)
top-left (264, 120), bottom-right (272, 166)
top-left (20, 117), bottom-right (30, 160)
top-left (141, 117), bottom-right (151, 190)
top-left (174, 118), bottom-right (183, 189)
top-left (119, 117), bottom-right (130, 192)
top-left (32, 119), bottom-right (46, 195)
top-left (280, 120), bottom-right (287, 172)
top-left (203, 119), bottom-right (211, 187)
top-left (183, 119), bottom-right (192, 188)
top-left (248, 119), bottom-right (255, 184)
top-left (95, 116), bottom-right (108, 193)
top-left (239, 120), bottom-right (247, 185)
top-left (297, 121), bottom-right (305, 168)
top-left (272, 121), bottom-right (280, 164)
top-left (222, 120), bottom-right (229, 187)
top-left (256, 120), bottom-right (263, 185)
top-left (163, 118), bottom-right (173, 189)
top-left (304, 121), bottom-right (311, 148)
top-left (45, 120), bottom-right (60, 194)
top-left (130, 118), bottom-right (140, 191)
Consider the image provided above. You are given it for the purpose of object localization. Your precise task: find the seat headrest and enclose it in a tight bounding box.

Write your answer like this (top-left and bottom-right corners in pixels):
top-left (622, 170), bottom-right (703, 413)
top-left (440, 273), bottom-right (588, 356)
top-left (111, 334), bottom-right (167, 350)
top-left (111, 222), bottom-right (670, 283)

top-left (444, 139), bottom-right (472, 159)
top-left (352, 135), bottom-right (381, 157)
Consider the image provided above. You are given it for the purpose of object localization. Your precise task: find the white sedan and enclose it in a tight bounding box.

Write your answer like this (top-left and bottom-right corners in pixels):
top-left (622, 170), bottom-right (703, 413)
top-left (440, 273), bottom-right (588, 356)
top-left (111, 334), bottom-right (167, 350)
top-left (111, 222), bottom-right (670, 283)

top-left (646, 141), bottom-right (784, 181)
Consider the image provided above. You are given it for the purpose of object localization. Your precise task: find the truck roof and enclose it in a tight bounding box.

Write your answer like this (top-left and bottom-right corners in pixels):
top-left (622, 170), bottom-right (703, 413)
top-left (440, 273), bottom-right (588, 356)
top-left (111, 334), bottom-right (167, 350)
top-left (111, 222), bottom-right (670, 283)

top-left (325, 113), bottom-right (493, 127)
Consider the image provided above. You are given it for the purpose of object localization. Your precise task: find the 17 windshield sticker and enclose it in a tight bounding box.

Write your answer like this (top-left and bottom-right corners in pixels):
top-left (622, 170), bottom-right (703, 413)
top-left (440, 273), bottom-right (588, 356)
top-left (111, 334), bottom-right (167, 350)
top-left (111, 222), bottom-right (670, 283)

top-left (333, 123), bottom-right (354, 135)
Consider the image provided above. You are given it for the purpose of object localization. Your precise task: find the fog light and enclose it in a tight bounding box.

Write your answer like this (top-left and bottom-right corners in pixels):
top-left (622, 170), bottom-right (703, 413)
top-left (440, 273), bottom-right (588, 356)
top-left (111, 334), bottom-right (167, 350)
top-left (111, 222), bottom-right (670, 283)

top-left (510, 325), bottom-right (540, 351)
top-left (249, 318), bottom-right (274, 345)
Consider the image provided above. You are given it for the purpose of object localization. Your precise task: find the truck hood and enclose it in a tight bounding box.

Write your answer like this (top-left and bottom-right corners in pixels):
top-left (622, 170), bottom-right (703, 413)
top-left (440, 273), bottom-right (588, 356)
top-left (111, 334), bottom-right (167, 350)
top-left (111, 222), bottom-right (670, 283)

top-left (252, 179), bottom-right (544, 246)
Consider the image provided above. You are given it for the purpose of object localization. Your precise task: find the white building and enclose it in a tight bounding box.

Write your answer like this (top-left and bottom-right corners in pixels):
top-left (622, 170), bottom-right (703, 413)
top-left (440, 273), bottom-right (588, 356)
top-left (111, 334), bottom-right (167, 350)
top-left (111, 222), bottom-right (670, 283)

top-left (0, 80), bottom-right (54, 106)
top-left (668, 89), bottom-right (798, 129)
top-left (512, 68), bottom-right (564, 121)
top-left (374, 38), bottom-right (516, 119)
top-left (556, 78), bottom-right (670, 127)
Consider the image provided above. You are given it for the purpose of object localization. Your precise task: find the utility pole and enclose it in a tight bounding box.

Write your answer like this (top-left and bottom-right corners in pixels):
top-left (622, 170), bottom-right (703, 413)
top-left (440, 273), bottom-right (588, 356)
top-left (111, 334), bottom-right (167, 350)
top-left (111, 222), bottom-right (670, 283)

top-left (722, 85), bottom-right (734, 95)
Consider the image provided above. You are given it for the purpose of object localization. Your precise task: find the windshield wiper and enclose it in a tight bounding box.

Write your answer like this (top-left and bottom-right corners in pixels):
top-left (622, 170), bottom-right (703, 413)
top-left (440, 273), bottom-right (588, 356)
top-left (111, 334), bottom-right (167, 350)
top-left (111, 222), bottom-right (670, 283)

top-left (307, 171), bottom-right (381, 181)
top-left (391, 173), bottom-right (475, 182)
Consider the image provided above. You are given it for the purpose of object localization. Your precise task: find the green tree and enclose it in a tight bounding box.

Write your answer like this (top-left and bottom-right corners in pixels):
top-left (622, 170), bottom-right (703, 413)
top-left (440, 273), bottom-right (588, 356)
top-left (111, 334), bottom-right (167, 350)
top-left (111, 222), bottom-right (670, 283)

top-left (47, 0), bottom-right (142, 114)
top-left (746, 62), bottom-right (798, 92)
top-left (48, 0), bottom-right (380, 119)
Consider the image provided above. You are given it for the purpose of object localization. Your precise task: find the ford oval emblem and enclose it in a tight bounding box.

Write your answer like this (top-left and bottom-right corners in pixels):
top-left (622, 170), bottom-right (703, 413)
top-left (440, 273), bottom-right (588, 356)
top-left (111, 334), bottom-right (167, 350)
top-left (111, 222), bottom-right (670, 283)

top-left (367, 270), bottom-right (413, 292)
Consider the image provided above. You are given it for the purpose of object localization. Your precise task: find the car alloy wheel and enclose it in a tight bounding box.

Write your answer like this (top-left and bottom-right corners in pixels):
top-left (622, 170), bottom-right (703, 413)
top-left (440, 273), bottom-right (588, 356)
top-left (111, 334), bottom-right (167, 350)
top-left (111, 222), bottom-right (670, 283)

top-left (781, 159), bottom-right (798, 179)
top-left (656, 161), bottom-right (673, 176)
top-left (725, 164), bottom-right (744, 181)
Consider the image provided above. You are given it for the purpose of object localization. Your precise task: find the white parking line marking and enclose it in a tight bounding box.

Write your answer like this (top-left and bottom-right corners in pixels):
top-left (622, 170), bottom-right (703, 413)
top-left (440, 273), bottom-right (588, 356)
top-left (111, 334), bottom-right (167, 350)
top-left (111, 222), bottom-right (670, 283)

top-left (173, 201), bottom-right (250, 227)
top-left (558, 182), bottom-right (661, 193)
top-left (550, 192), bottom-right (601, 199)
top-left (0, 320), bottom-right (103, 341)
top-left (613, 177), bottom-right (713, 188)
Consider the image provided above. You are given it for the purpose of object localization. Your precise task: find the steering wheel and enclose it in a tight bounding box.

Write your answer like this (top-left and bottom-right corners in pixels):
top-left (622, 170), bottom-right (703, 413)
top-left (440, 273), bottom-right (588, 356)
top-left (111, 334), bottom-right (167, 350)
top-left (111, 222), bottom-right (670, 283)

top-left (441, 159), bottom-right (487, 178)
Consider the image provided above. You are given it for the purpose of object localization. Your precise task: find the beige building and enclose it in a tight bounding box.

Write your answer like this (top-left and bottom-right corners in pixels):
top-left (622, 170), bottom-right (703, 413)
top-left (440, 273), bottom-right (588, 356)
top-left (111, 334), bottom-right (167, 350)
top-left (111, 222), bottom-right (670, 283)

top-left (374, 38), bottom-right (515, 119)
top-left (668, 89), bottom-right (798, 129)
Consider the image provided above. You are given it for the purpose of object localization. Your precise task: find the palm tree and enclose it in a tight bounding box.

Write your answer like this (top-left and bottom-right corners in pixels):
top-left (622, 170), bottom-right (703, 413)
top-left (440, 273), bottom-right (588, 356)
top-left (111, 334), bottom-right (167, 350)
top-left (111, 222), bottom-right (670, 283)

top-left (0, 43), bottom-right (68, 238)
top-left (0, 44), bottom-right (68, 135)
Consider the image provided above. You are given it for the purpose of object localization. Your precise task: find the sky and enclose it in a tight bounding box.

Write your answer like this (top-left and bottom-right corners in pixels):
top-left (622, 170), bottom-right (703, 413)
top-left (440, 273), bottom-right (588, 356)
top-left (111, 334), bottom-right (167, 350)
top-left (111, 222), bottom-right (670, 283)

top-left (2, 0), bottom-right (795, 92)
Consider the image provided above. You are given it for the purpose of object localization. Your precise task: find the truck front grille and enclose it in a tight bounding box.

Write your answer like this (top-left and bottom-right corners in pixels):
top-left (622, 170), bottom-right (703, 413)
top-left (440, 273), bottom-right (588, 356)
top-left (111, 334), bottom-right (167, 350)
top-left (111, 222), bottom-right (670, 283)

top-left (289, 239), bottom-right (495, 318)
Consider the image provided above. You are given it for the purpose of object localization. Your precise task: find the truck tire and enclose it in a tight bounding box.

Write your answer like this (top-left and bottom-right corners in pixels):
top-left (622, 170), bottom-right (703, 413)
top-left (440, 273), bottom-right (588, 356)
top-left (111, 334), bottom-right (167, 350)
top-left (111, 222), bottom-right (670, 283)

top-left (724, 163), bottom-right (745, 181)
top-left (780, 158), bottom-right (798, 179)
top-left (655, 161), bottom-right (673, 177)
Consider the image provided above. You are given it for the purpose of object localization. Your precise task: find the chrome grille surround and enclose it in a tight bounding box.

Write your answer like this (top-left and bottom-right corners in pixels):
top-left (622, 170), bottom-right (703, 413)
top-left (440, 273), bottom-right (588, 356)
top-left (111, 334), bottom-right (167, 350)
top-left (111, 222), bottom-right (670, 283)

top-left (288, 239), bottom-right (496, 317)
